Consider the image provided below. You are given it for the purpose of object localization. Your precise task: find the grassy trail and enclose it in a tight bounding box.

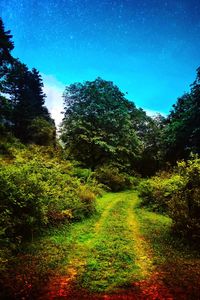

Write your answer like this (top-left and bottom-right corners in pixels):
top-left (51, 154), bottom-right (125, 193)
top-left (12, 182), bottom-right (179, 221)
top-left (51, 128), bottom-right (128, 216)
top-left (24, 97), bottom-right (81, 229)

top-left (78, 191), bottom-right (153, 292)
top-left (39, 191), bottom-right (200, 299)
top-left (42, 191), bottom-right (151, 297)
top-left (2, 191), bottom-right (200, 299)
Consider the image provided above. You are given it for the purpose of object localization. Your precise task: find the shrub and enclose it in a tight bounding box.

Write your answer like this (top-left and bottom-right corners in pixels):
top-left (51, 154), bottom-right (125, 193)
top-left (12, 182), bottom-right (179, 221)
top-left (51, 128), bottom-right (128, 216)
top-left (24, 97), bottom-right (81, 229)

top-left (77, 186), bottom-right (96, 217)
top-left (73, 167), bottom-right (93, 182)
top-left (0, 136), bottom-right (25, 158)
top-left (94, 165), bottom-right (133, 192)
top-left (168, 158), bottom-right (200, 242)
top-left (0, 164), bottom-right (48, 241)
top-left (0, 146), bottom-right (100, 245)
top-left (138, 174), bottom-right (184, 212)
top-left (47, 209), bottom-right (73, 226)
top-left (139, 157), bottom-right (200, 243)
top-left (72, 167), bottom-right (104, 195)
top-left (28, 117), bottom-right (56, 146)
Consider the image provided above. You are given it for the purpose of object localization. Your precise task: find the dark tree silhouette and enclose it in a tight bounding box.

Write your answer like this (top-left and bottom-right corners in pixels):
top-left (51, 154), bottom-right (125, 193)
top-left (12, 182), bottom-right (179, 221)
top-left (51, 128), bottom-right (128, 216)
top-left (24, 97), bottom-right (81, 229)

top-left (3, 59), bottom-right (55, 144)
top-left (0, 18), bottom-right (14, 134)
top-left (0, 18), bottom-right (14, 68)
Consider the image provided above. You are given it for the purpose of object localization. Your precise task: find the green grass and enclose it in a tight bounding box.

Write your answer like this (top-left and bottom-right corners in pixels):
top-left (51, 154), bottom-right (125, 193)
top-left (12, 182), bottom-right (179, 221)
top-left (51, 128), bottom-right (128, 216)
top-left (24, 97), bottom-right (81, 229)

top-left (35, 191), bottom-right (156, 293)
top-left (134, 205), bottom-right (200, 300)
top-left (135, 207), bottom-right (195, 261)
top-left (78, 191), bottom-right (141, 292)
top-left (2, 190), bottom-right (200, 299)
top-left (4, 191), bottom-right (154, 294)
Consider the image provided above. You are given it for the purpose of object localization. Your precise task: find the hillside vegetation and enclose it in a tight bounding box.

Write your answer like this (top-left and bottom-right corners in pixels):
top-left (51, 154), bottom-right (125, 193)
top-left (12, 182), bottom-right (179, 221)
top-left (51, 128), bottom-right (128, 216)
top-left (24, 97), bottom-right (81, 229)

top-left (0, 17), bottom-right (200, 299)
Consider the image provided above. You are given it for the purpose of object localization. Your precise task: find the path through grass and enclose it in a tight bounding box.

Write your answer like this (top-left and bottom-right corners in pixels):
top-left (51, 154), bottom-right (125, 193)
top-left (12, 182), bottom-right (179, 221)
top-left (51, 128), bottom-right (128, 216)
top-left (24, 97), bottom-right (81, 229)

top-left (78, 191), bottom-right (153, 292)
top-left (1, 191), bottom-right (200, 299)
top-left (40, 191), bottom-right (153, 297)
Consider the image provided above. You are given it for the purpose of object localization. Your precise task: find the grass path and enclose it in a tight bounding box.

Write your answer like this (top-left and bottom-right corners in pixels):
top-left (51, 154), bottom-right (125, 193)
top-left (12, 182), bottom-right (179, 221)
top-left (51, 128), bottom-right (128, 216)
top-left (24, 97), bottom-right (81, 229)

top-left (1, 191), bottom-right (200, 299)
top-left (78, 191), bottom-right (153, 292)
top-left (42, 191), bottom-right (152, 296)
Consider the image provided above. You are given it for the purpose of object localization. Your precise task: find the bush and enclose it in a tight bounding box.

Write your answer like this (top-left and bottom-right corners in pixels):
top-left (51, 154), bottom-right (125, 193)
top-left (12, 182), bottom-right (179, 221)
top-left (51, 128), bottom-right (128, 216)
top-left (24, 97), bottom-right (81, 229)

top-left (138, 157), bottom-right (200, 243)
top-left (139, 174), bottom-right (184, 212)
top-left (77, 186), bottom-right (96, 217)
top-left (28, 117), bottom-right (56, 146)
top-left (168, 159), bottom-right (200, 243)
top-left (73, 167), bottom-right (93, 182)
top-left (0, 165), bottom-right (48, 240)
top-left (0, 146), bottom-right (100, 245)
top-left (0, 135), bottom-right (25, 157)
top-left (94, 165), bottom-right (133, 192)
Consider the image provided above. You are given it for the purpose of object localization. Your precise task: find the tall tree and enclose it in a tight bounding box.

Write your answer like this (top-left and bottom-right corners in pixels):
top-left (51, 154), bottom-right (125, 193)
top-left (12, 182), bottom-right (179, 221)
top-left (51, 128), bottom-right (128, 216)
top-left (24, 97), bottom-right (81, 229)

top-left (0, 18), bottom-right (56, 145)
top-left (162, 67), bottom-right (200, 163)
top-left (131, 109), bottom-right (165, 175)
top-left (3, 60), bottom-right (33, 140)
top-left (0, 18), bottom-right (14, 134)
top-left (61, 78), bottom-right (141, 170)
top-left (189, 67), bottom-right (200, 153)
top-left (29, 68), bottom-right (51, 120)
top-left (0, 18), bottom-right (14, 71)
top-left (3, 60), bottom-right (55, 143)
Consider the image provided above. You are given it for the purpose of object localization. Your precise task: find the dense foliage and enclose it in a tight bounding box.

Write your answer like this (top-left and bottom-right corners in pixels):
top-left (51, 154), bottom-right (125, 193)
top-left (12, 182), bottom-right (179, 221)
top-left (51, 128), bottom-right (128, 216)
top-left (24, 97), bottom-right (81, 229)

top-left (162, 68), bottom-right (200, 163)
top-left (139, 157), bottom-right (200, 243)
top-left (94, 164), bottom-right (137, 192)
top-left (0, 146), bottom-right (102, 247)
top-left (61, 78), bottom-right (164, 175)
top-left (61, 78), bottom-right (141, 170)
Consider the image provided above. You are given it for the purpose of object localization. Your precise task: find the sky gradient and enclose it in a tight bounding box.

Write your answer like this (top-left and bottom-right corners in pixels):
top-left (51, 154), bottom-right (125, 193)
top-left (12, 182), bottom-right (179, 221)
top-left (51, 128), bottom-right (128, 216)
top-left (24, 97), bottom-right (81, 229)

top-left (1, 0), bottom-right (200, 125)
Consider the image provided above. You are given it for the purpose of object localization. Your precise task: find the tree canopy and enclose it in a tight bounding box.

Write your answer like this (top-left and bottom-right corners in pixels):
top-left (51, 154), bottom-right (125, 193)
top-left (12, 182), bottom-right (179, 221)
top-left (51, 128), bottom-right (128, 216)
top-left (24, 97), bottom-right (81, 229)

top-left (61, 78), bottom-right (141, 170)
top-left (163, 68), bottom-right (200, 163)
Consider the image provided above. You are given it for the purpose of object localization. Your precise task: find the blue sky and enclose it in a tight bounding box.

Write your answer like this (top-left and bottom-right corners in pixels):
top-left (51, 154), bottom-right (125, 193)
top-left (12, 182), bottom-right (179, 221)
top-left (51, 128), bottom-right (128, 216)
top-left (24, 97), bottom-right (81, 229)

top-left (1, 0), bottom-right (200, 125)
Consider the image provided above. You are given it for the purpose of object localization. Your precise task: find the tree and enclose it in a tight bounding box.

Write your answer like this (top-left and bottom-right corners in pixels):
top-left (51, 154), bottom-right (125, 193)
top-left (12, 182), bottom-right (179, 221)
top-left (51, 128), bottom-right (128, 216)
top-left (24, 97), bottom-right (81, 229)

top-left (29, 68), bottom-right (52, 121)
top-left (162, 67), bottom-right (200, 163)
top-left (0, 18), bottom-right (14, 74)
top-left (61, 78), bottom-right (141, 170)
top-left (0, 96), bottom-right (12, 135)
top-left (3, 60), bottom-right (33, 140)
top-left (189, 67), bottom-right (200, 153)
top-left (131, 110), bottom-right (165, 175)
top-left (28, 117), bottom-right (56, 146)
top-left (0, 18), bottom-right (14, 134)
top-left (0, 18), bottom-right (56, 145)
top-left (3, 59), bottom-right (55, 144)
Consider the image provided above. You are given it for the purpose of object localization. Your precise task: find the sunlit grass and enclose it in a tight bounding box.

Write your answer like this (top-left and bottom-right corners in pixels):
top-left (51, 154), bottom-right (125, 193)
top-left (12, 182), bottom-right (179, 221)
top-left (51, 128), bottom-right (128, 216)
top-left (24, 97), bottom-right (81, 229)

top-left (22, 191), bottom-right (155, 293)
top-left (78, 192), bottom-right (140, 292)
top-left (3, 190), bottom-right (200, 299)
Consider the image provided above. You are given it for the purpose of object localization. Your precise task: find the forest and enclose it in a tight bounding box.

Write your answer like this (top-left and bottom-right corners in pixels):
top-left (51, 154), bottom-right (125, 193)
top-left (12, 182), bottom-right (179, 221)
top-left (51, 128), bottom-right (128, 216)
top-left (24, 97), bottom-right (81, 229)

top-left (0, 18), bottom-right (200, 299)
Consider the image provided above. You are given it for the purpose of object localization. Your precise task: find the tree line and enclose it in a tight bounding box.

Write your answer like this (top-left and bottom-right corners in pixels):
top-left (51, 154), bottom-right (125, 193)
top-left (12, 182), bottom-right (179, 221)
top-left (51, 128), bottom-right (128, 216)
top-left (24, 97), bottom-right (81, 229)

top-left (1, 18), bottom-right (200, 176)
top-left (0, 18), bottom-right (56, 146)
top-left (60, 73), bottom-right (200, 175)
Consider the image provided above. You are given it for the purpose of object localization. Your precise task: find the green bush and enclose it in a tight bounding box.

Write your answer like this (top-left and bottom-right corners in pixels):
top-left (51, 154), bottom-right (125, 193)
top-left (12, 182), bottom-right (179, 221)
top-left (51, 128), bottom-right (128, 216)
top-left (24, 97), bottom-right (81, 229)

top-left (168, 159), bottom-right (200, 242)
top-left (0, 135), bottom-right (25, 157)
top-left (28, 117), bottom-right (56, 146)
top-left (77, 186), bottom-right (96, 217)
top-left (0, 146), bottom-right (100, 245)
top-left (138, 157), bottom-right (200, 243)
top-left (73, 167), bottom-right (93, 182)
top-left (0, 165), bottom-right (48, 240)
top-left (72, 166), bottom-right (104, 195)
top-left (94, 165), bottom-right (133, 192)
top-left (139, 174), bottom-right (184, 212)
